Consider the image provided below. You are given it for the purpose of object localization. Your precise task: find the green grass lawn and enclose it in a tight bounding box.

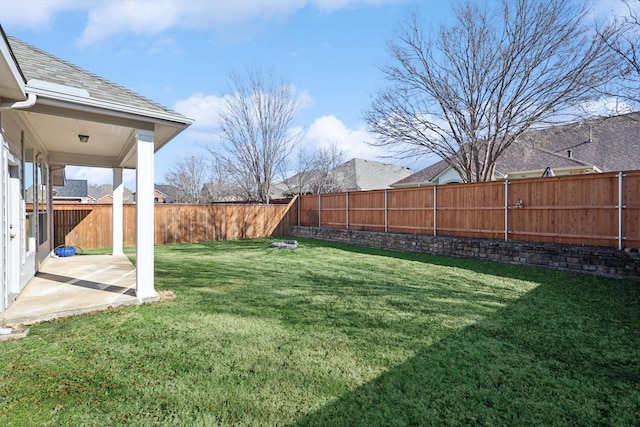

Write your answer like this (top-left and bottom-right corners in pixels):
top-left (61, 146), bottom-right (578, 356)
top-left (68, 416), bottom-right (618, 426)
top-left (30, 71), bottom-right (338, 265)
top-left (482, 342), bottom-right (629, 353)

top-left (1, 238), bottom-right (639, 426)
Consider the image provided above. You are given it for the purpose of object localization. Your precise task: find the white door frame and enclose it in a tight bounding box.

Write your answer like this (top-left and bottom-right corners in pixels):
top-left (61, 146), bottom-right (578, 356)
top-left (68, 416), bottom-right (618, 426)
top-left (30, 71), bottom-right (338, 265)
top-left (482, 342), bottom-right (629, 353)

top-left (8, 159), bottom-right (21, 298)
top-left (1, 145), bottom-right (6, 314)
top-left (1, 141), bottom-right (25, 314)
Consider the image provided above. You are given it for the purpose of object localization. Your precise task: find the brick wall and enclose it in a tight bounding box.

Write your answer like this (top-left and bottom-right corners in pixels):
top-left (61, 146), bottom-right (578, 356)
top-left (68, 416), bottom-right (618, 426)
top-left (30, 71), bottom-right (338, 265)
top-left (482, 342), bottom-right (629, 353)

top-left (291, 226), bottom-right (640, 282)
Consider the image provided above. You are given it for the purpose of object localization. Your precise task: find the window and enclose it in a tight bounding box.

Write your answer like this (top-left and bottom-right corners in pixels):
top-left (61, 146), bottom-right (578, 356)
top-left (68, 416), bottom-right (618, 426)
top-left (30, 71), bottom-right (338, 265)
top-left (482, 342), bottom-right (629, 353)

top-left (23, 146), bottom-right (35, 252)
top-left (36, 159), bottom-right (48, 246)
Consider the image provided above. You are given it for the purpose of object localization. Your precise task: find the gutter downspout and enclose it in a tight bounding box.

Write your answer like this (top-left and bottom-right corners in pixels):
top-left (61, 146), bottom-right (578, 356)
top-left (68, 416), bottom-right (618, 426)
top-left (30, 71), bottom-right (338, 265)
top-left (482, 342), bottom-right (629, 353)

top-left (0, 93), bottom-right (36, 110)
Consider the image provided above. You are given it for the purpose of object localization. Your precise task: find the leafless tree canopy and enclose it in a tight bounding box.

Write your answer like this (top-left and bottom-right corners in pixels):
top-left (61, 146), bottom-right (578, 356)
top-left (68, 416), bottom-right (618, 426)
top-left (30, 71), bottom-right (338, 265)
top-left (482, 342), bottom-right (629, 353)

top-left (212, 68), bottom-right (301, 203)
top-left (312, 143), bottom-right (347, 194)
top-left (365, 0), bottom-right (620, 182)
top-left (598, 0), bottom-right (640, 107)
top-left (282, 142), bottom-right (346, 195)
top-left (164, 155), bottom-right (210, 203)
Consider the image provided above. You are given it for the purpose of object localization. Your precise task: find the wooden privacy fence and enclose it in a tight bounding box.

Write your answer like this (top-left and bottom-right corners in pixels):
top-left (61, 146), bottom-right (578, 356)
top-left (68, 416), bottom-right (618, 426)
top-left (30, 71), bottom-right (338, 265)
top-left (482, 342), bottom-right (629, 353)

top-left (298, 170), bottom-right (640, 249)
top-left (54, 198), bottom-right (298, 249)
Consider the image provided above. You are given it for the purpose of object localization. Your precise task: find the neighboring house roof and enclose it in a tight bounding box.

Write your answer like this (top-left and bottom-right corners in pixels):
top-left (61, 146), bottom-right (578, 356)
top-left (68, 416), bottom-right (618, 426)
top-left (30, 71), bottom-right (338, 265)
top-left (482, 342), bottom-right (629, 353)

top-left (53, 179), bottom-right (90, 199)
top-left (334, 158), bottom-right (414, 191)
top-left (154, 184), bottom-right (182, 203)
top-left (392, 160), bottom-right (451, 187)
top-left (494, 112), bottom-right (640, 176)
top-left (25, 185), bottom-right (46, 204)
top-left (155, 184), bottom-right (179, 196)
top-left (89, 184), bottom-right (135, 203)
top-left (7, 36), bottom-right (182, 119)
top-left (393, 112), bottom-right (640, 186)
top-left (201, 182), bottom-right (246, 203)
top-left (275, 170), bottom-right (329, 196)
top-left (277, 158), bottom-right (414, 196)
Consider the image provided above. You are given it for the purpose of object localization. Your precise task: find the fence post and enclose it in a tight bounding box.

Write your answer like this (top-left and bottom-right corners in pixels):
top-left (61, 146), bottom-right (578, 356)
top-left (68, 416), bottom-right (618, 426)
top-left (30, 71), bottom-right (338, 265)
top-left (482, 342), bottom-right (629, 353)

top-left (504, 180), bottom-right (509, 241)
top-left (297, 195), bottom-right (301, 226)
top-left (433, 185), bottom-right (437, 236)
top-left (346, 192), bottom-right (349, 229)
top-left (318, 194), bottom-right (321, 228)
top-left (384, 189), bottom-right (388, 233)
top-left (618, 172), bottom-right (624, 250)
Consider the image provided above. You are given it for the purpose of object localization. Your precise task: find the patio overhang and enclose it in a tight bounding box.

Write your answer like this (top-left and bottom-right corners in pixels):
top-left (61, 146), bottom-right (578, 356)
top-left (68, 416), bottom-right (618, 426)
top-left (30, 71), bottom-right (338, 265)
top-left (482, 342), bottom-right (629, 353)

top-left (7, 86), bottom-right (192, 301)
top-left (1, 31), bottom-right (193, 316)
top-left (15, 79), bottom-right (191, 170)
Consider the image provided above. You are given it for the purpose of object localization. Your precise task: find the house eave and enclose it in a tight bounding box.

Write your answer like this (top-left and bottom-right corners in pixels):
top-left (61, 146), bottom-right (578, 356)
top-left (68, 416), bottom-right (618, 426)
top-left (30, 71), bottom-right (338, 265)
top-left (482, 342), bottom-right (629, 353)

top-left (503, 165), bottom-right (603, 180)
top-left (390, 181), bottom-right (435, 189)
top-left (0, 26), bottom-right (26, 101)
top-left (26, 80), bottom-right (193, 128)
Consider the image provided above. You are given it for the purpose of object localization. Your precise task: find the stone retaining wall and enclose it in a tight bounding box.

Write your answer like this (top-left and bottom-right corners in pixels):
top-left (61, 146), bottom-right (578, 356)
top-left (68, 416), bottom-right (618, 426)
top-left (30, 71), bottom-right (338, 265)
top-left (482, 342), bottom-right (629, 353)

top-left (290, 226), bottom-right (640, 281)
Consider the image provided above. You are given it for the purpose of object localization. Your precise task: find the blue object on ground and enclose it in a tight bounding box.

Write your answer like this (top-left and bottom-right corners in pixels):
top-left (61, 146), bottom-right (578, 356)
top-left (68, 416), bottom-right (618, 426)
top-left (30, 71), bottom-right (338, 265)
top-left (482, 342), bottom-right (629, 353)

top-left (54, 246), bottom-right (76, 257)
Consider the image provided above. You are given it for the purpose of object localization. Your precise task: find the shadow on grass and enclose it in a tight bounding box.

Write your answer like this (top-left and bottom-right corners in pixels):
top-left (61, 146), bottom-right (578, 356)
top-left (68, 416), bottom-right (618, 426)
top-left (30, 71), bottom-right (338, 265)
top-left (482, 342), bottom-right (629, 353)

top-left (291, 279), bottom-right (640, 426)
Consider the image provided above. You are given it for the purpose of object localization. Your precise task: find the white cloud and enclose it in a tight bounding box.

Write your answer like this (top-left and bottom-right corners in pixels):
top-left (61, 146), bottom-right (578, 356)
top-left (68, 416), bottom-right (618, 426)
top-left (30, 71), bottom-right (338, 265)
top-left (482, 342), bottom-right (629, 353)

top-left (0, 0), bottom-right (87, 30)
top-left (173, 92), bottom-right (230, 146)
top-left (312, 0), bottom-right (403, 12)
top-left (591, 0), bottom-right (640, 22)
top-left (174, 88), bottom-right (315, 145)
top-left (174, 93), bottom-right (226, 131)
top-left (2, 0), bottom-right (405, 46)
top-left (173, 94), bottom-right (401, 169)
top-left (581, 97), bottom-right (634, 117)
top-left (302, 115), bottom-right (389, 161)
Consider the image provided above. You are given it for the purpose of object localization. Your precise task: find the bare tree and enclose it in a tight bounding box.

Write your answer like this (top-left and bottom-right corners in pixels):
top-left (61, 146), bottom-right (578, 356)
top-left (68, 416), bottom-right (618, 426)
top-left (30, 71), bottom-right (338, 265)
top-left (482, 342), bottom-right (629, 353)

top-left (164, 155), bottom-right (210, 203)
top-left (365, 0), bottom-right (620, 182)
top-left (280, 148), bottom-right (319, 196)
top-left (598, 0), bottom-right (640, 108)
top-left (211, 68), bottom-right (302, 203)
top-left (310, 142), bottom-right (346, 194)
top-left (279, 142), bottom-right (346, 195)
top-left (202, 154), bottom-right (246, 202)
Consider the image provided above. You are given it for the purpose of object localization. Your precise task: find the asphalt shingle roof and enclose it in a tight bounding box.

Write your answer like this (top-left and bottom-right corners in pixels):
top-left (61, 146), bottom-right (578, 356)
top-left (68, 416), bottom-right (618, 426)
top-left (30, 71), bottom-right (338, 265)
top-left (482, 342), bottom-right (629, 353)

top-left (88, 184), bottom-right (134, 201)
top-left (334, 158), bottom-right (413, 191)
top-left (495, 112), bottom-right (640, 175)
top-left (392, 160), bottom-right (450, 186)
top-left (394, 112), bottom-right (640, 185)
top-left (7, 35), bottom-right (187, 119)
top-left (53, 179), bottom-right (88, 198)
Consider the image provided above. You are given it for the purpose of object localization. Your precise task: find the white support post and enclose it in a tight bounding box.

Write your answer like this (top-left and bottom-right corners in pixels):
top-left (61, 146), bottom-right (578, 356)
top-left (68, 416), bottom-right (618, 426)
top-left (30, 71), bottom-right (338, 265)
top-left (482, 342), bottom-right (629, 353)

top-left (112, 168), bottom-right (124, 256)
top-left (135, 130), bottom-right (157, 302)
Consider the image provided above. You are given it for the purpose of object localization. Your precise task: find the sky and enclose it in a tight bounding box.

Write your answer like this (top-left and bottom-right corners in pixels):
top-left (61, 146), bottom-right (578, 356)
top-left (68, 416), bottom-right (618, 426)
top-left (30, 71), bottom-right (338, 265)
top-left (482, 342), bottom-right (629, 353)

top-left (0, 0), bottom-right (631, 190)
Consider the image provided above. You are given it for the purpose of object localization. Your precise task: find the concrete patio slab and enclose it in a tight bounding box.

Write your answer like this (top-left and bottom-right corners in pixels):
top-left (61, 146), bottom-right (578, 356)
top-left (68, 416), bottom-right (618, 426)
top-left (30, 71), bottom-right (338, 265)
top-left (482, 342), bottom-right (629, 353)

top-left (0, 328), bottom-right (29, 342)
top-left (1, 254), bottom-right (143, 326)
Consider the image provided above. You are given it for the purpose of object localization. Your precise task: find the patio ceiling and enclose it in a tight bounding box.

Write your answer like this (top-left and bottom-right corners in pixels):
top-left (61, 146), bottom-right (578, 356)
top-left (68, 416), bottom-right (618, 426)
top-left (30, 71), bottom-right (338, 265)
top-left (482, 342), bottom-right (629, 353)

top-left (13, 100), bottom-right (187, 169)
